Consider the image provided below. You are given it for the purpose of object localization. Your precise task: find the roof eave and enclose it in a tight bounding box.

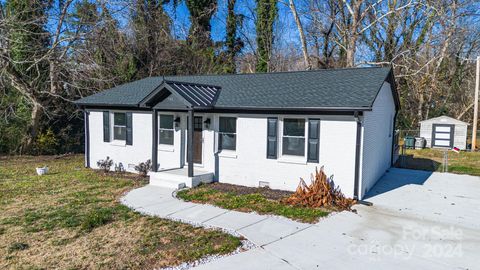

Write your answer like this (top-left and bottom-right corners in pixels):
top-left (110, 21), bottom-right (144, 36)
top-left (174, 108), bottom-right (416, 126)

top-left (75, 102), bottom-right (140, 108)
top-left (213, 106), bottom-right (372, 112)
top-left (77, 103), bottom-right (371, 112)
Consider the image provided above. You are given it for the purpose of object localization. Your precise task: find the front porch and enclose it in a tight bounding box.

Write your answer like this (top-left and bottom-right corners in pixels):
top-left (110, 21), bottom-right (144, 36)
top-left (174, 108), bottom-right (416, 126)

top-left (140, 80), bottom-right (220, 188)
top-left (149, 167), bottom-right (214, 189)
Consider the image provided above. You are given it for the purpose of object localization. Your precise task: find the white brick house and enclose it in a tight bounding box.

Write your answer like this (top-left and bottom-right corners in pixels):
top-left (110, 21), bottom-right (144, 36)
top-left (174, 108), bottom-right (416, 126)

top-left (75, 67), bottom-right (399, 200)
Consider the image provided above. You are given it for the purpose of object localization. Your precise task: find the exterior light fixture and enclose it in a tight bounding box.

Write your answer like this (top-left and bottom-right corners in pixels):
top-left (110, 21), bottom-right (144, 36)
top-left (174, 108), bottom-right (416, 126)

top-left (204, 118), bottom-right (211, 129)
top-left (174, 117), bottom-right (181, 127)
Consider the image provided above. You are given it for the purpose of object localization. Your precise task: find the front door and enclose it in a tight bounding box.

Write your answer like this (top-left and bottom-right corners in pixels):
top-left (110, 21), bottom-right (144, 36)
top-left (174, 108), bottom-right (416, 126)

top-left (193, 116), bottom-right (203, 164)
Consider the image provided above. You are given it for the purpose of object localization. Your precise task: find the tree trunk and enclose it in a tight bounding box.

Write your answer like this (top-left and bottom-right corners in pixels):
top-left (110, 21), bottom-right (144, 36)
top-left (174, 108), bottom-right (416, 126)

top-left (312, 35), bottom-right (321, 69)
top-left (346, 35), bottom-right (357, 67)
top-left (49, 59), bottom-right (59, 94)
top-left (417, 91), bottom-right (424, 123)
top-left (22, 101), bottom-right (43, 154)
top-left (289, 0), bottom-right (311, 70)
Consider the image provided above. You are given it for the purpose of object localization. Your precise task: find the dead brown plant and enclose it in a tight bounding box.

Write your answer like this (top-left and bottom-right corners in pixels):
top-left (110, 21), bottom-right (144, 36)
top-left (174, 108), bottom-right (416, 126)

top-left (283, 167), bottom-right (356, 210)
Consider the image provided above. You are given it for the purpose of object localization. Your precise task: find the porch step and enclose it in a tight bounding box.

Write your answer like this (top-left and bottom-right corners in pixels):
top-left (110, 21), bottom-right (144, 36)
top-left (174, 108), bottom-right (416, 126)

top-left (149, 176), bottom-right (186, 189)
top-left (149, 168), bottom-right (214, 189)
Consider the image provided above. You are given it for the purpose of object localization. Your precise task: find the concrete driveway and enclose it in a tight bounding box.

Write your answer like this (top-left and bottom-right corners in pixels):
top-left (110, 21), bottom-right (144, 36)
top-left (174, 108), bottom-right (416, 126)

top-left (122, 168), bottom-right (480, 270)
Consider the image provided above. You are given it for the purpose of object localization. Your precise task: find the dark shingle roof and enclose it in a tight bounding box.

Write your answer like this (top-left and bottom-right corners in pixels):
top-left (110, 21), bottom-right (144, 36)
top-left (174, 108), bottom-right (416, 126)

top-left (75, 67), bottom-right (396, 110)
top-left (76, 77), bottom-right (164, 106)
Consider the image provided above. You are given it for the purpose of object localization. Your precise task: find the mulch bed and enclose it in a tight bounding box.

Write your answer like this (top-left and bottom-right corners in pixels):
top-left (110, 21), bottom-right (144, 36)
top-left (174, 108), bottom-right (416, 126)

top-left (207, 182), bottom-right (293, 201)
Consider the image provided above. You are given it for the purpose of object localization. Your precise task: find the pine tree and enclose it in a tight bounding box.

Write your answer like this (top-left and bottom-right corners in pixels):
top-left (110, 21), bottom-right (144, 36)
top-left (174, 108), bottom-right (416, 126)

top-left (185, 0), bottom-right (217, 49)
top-left (255, 0), bottom-right (277, 72)
top-left (224, 0), bottom-right (243, 73)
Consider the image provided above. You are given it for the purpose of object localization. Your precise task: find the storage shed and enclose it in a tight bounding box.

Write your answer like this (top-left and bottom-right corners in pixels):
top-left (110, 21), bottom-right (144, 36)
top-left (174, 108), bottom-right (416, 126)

top-left (419, 116), bottom-right (469, 150)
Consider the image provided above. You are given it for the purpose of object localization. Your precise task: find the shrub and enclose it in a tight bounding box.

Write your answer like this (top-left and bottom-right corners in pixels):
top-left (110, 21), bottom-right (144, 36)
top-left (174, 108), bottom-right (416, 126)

top-left (97, 156), bottom-right (113, 173)
top-left (33, 128), bottom-right (59, 155)
top-left (134, 159), bottom-right (152, 177)
top-left (114, 162), bottom-right (125, 173)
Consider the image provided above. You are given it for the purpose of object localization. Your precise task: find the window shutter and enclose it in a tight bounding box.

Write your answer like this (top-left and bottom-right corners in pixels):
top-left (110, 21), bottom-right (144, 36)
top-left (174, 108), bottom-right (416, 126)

top-left (103, 111), bottom-right (110, 142)
top-left (126, 112), bottom-right (133, 145)
top-left (307, 119), bottom-right (320, 162)
top-left (266, 118), bottom-right (278, 159)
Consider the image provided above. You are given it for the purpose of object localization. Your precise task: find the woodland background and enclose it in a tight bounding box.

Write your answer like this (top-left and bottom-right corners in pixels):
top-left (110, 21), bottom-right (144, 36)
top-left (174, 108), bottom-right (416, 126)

top-left (0, 0), bottom-right (479, 154)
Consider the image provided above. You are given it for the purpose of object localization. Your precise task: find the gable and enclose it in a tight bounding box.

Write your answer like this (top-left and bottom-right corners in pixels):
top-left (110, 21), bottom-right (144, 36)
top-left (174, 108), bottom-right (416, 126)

top-left (153, 90), bottom-right (190, 109)
top-left (420, 116), bottom-right (469, 126)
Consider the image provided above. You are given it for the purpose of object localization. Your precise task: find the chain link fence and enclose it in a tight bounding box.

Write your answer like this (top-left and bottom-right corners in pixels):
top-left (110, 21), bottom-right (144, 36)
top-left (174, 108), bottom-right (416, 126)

top-left (396, 129), bottom-right (480, 150)
top-left (394, 128), bottom-right (479, 173)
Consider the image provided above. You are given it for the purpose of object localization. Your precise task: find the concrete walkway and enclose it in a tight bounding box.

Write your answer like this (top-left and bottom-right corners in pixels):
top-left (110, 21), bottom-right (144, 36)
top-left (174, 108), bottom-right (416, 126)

top-left (120, 184), bottom-right (311, 249)
top-left (121, 168), bottom-right (480, 270)
top-left (121, 185), bottom-right (306, 269)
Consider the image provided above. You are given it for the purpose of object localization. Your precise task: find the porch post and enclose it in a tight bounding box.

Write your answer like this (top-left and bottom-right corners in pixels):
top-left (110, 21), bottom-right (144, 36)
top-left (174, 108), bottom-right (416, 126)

top-left (152, 109), bottom-right (158, 172)
top-left (187, 108), bottom-right (194, 177)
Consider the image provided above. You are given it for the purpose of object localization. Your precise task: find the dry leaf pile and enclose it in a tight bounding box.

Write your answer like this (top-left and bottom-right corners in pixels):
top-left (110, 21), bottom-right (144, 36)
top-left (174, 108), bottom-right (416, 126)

top-left (283, 167), bottom-right (356, 210)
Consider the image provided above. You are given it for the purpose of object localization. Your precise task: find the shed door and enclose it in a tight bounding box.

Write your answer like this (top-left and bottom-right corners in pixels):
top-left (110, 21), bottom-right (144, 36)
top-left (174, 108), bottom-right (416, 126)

top-left (432, 124), bottom-right (454, 148)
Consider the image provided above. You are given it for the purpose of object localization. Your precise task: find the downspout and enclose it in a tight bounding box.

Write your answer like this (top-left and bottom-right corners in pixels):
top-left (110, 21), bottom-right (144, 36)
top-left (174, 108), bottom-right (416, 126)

top-left (84, 109), bottom-right (90, 168)
top-left (390, 110), bottom-right (398, 166)
top-left (354, 112), bottom-right (374, 206)
top-left (353, 111), bottom-right (362, 201)
top-left (152, 109), bottom-right (158, 172)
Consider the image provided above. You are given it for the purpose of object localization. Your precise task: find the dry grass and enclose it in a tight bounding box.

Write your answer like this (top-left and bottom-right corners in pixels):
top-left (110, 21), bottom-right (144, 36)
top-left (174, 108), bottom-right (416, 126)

top-left (399, 149), bottom-right (480, 176)
top-left (0, 155), bottom-right (240, 269)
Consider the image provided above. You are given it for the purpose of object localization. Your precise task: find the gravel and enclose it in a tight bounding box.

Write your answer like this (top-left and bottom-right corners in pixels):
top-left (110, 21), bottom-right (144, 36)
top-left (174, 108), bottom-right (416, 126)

top-left (160, 239), bottom-right (256, 270)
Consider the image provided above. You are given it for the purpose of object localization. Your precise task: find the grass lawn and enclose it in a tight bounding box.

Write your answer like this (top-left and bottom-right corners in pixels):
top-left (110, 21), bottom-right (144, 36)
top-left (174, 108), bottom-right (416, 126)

top-left (0, 155), bottom-right (240, 269)
top-left (176, 183), bottom-right (330, 223)
top-left (400, 149), bottom-right (480, 176)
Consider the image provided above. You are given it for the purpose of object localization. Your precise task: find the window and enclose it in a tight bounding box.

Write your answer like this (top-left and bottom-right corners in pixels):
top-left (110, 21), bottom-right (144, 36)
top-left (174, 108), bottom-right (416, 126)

top-left (219, 117), bottom-right (236, 151)
top-left (113, 112), bottom-right (127, 141)
top-left (194, 116), bottom-right (203, 130)
top-left (159, 115), bottom-right (174, 145)
top-left (282, 118), bottom-right (305, 156)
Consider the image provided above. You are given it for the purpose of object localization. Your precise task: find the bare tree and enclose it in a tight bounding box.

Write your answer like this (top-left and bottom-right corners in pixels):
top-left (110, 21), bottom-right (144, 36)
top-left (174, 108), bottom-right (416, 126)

top-left (284, 0), bottom-right (311, 69)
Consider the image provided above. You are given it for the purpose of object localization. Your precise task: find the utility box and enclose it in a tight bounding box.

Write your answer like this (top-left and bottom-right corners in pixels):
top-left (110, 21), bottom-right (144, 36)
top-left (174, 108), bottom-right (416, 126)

top-left (415, 137), bottom-right (426, 149)
top-left (404, 136), bottom-right (416, 149)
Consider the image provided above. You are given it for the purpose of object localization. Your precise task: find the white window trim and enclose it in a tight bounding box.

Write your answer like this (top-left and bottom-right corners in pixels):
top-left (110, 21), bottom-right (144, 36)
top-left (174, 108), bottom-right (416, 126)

top-left (158, 113), bottom-right (175, 150)
top-left (278, 116), bottom-right (308, 163)
top-left (217, 115), bottom-right (238, 154)
top-left (111, 111), bottom-right (127, 146)
top-left (218, 149), bottom-right (237, 159)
